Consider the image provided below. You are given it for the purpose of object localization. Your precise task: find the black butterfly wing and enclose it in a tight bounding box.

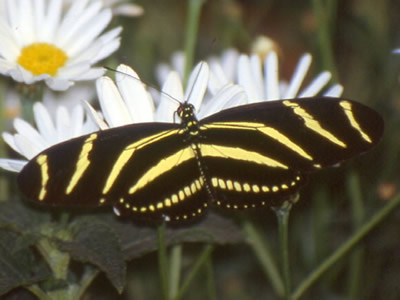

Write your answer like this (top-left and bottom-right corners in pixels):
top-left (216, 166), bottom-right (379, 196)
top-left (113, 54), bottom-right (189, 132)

top-left (18, 122), bottom-right (209, 221)
top-left (198, 97), bottom-right (383, 208)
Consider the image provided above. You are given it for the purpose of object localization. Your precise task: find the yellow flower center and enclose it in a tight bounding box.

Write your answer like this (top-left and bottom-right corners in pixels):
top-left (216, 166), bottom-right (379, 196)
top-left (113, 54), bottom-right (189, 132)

top-left (17, 43), bottom-right (68, 76)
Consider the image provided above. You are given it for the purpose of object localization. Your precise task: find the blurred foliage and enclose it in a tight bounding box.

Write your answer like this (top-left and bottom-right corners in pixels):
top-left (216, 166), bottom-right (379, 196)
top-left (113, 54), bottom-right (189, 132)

top-left (2, 0), bottom-right (400, 299)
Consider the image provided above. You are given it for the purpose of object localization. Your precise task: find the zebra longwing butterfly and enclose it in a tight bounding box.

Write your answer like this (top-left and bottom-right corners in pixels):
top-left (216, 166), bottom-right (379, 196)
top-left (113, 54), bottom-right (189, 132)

top-left (18, 97), bottom-right (383, 222)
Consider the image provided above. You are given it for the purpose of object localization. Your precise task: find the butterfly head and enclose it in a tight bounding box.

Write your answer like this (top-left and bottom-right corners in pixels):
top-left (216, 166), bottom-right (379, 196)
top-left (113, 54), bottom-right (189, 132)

top-left (177, 103), bottom-right (196, 120)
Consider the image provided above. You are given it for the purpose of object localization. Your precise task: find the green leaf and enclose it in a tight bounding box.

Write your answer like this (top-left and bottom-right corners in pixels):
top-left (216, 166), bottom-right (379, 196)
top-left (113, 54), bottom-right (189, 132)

top-left (0, 200), bottom-right (49, 232)
top-left (56, 219), bottom-right (126, 294)
top-left (108, 212), bottom-right (245, 260)
top-left (0, 230), bottom-right (48, 296)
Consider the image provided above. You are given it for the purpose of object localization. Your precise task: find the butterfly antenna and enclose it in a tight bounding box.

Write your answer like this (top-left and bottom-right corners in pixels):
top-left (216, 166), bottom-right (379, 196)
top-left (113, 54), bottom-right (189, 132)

top-left (104, 66), bottom-right (181, 105)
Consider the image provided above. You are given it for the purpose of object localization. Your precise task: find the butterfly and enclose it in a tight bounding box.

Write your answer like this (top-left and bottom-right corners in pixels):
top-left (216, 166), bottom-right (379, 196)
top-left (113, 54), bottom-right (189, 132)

top-left (17, 97), bottom-right (383, 222)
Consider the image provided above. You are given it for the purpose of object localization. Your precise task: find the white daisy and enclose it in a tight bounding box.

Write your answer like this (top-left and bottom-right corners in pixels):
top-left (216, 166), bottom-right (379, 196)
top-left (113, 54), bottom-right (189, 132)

top-left (0, 0), bottom-right (122, 91)
top-left (0, 101), bottom-right (98, 172)
top-left (208, 50), bottom-right (344, 101)
top-left (91, 62), bottom-right (248, 129)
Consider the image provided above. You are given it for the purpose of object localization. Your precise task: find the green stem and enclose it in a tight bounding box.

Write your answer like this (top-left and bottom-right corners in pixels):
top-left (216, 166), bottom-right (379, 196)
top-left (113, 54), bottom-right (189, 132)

top-left (242, 220), bottom-right (284, 297)
top-left (205, 253), bottom-right (218, 300)
top-left (273, 203), bottom-right (293, 300)
top-left (183, 0), bottom-right (206, 84)
top-left (0, 80), bottom-right (7, 202)
top-left (169, 244), bottom-right (182, 299)
top-left (26, 284), bottom-right (52, 300)
top-left (173, 245), bottom-right (213, 300)
top-left (73, 267), bottom-right (100, 300)
top-left (347, 172), bottom-right (365, 299)
top-left (292, 193), bottom-right (400, 300)
top-left (311, 0), bottom-right (338, 81)
top-left (158, 223), bottom-right (170, 300)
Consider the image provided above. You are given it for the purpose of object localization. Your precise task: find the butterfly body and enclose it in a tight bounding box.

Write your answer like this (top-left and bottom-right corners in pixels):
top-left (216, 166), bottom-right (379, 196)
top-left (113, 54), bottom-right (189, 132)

top-left (18, 98), bottom-right (383, 222)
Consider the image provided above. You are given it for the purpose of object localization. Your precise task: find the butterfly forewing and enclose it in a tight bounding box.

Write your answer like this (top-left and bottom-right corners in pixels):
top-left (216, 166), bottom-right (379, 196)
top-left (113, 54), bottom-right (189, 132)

top-left (18, 122), bottom-right (179, 206)
top-left (201, 98), bottom-right (383, 169)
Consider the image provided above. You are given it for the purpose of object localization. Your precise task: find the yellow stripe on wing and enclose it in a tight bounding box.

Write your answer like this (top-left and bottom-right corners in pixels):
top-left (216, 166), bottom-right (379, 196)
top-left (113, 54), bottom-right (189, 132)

top-left (103, 129), bottom-right (180, 195)
top-left (283, 100), bottom-right (347, 148)
top-left (340, 101), bottom-right (372, 143)
top-left (36, 154), bottom-right (49, 201)
top-left (65, 133), bottom-right (98, 195)
top-left (204, 122), bottom-right (314, 161)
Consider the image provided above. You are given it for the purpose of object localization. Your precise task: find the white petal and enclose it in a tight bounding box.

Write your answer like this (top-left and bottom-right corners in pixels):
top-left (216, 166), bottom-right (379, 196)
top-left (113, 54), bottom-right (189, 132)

top-left (89, 27), bottom-right (122, 63)
top-left (116, 64), bottom-right (154, 123)
top-left (264, 51), bottom-right (280, 100)
top-left (74, 67), bottom-right (105, 81)
top-left (96, 76), bottom-right (132, 127)
top-left (156, 71), bottom-right (181, 122)
top-left (219, 48), bottom-right (239, 82)
top-left (199, 84), bottom-right (247, 118)
top-left (170, 51), bottom-right (185, 79)
top-left (33, 102), bottom-right (57, 144)
top-left (13, 118), bottom-right (48, 149)
top-left (112, 4), bottom-right (144, 16)
top-left (208, 61), bottom-right (229, 95)
top-left (65, 9), bottom-right (112, 58)
top-left (323, 84), bottom-right (344, 97)
top-left (248, 54), bottom-right (264, 102)
top-left (40, 0), bottom-right (62, 41)
top-left (70, 104), bottom-right (85, 137)
top-left (14, 133), bottom-right (41, 159)
top-left (57, 1), bottom-right (103, 49)
top-left (0, 158), bottom-right (26, 172)
top-left (186, 62), bottom-right (209, 110)
top-left (55, 106), bottom-right (71, 142)
top-left (45, 77), bottom-right (74, 91)
top-left (298, 71), bottom-right (331, 98)
top-left (284, 53), bottom-right (312, 98)
top-left (2, 132), bottom-right (19, 154)
top-left (82, 100), bottom-right (108, 130)
top-left (238, 55), bottom-right (262, 101)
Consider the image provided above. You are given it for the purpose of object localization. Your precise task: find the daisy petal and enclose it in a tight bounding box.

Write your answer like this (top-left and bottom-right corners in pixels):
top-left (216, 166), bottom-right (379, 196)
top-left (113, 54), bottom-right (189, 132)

top-left (0, 158), bottom-right (26, 172)
top-left (238, 55), bottom-right (262, 101)
top-left (116, 64), bottom-right (154, 123)
top-left (323, 84), bottom-right (344, 97)
top-left (298, 71), bottom-right (331, 98)
top-left (284, 53), bottom-right (312, 98)
top-left (264, 51), bottom-right (280, 100)
top-left (96, 76), bottom-right (133, 127)
top-left (186, 62), bottom-right (209, 110)
top-left (82, 100), bottom-right (108, 130)
top-left (156, 71), bottom-right (182, 122)
top-left (33, 102), bottom-right (57, 144)
top-left (14, 133), bottom-right (41, 160)
top-left (13, 118), bottom-right (48, 150)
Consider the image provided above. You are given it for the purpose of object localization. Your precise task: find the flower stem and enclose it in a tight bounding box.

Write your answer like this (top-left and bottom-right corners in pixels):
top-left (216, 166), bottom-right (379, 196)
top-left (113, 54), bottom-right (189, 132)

top-left (347, 171), bottom-right (365, 299)
top-left (0, 80), bottom-right (7, 202)
top-left (205, 253), bottom-right (218, 300)
top-left (173, 245), bottom-right (213, 300)
top-left (311, 0), bottom-right (338, 81)
top-left (26, 285), bottom-right (52, 300)
top-left (273, 202), bottom-right (293, 300)
top-left (242, 220), bottom-right (284, 297)
top-left (292, 192), bottom-right (400, 300)
top-left (183, 0), bottom-right (206, 84)
top-left (158, 223), bottom-right (170, 300)
top-left (169, 244), bottom-right (182, 299)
